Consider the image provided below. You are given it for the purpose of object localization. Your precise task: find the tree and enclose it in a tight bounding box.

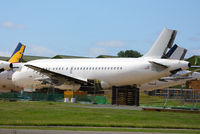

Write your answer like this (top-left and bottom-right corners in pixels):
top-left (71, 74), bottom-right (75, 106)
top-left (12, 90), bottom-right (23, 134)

top-left (117, 50), bottom-right (142, 58)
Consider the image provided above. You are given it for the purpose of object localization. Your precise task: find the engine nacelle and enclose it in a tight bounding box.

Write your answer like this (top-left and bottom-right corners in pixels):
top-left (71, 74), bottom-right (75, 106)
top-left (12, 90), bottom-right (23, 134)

top-left (0, 60), bottom-right (13, 72)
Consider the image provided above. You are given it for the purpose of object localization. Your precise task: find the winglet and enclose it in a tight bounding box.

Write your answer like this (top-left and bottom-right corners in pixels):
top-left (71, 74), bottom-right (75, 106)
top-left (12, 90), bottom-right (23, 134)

top-left (9, 42), bottom-right (26, 63)
top-left (143, 28), bottom-right (177, 59)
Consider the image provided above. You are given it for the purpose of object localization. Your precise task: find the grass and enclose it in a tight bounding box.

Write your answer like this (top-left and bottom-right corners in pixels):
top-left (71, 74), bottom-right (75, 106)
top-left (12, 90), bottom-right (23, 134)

top-left (0, 101), bottom-right (200, 129)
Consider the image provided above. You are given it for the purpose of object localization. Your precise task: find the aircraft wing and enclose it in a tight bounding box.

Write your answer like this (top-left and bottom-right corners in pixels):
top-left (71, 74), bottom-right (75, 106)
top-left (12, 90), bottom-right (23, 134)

top-left (160, 69), bottom-right (200, 81)
top-left (160, 77), bottom-right (191, 81)
top-left (176, 69), bottom-right (200, 78)
top-left (25, 64), bottom-right (88, 85)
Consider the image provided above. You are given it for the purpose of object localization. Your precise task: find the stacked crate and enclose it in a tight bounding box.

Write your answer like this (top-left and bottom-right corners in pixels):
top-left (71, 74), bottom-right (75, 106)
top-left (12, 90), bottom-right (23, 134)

top-left (112, 86), bottom-right (139, 106)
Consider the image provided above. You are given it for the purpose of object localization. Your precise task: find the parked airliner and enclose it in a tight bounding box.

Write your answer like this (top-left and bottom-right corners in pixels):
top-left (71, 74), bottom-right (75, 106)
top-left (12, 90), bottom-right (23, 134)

top-left (0, 42), bottom-right (25, 73)
top-left (12, 28), bottom-right (191, 91)
top-left (0, 43), bottom-right (25, 92)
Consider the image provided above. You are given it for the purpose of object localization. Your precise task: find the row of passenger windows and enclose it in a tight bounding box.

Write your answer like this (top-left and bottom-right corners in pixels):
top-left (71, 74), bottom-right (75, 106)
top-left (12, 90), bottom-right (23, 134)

top-left (45, 67), bottom-right (123, 71)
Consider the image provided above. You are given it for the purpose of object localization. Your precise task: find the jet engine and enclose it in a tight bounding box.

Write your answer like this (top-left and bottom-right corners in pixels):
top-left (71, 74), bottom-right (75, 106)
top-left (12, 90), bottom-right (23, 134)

top-left (0, 61), bottom-right (13, 73)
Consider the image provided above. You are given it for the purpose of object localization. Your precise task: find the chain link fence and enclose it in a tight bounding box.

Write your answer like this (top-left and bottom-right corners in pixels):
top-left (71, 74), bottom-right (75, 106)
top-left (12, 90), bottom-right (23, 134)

top-left (0, 92), bottom-right (107, 104)
top-left (141, 88), bottom-right (200, 110)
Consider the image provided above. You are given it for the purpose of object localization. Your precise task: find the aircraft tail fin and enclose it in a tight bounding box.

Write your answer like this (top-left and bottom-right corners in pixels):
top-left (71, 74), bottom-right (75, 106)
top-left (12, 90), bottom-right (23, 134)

top-left (164, 44), bottom-right (187, 60)
top-left (143, 28), bottom-right (177, 59)
top-left (9, 42), bottom-right (26, 63)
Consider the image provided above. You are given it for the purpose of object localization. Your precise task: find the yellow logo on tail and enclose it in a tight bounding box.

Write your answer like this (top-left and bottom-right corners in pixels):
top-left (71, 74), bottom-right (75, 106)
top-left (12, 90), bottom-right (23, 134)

top-left (9, 43), bottom-right (26, 63)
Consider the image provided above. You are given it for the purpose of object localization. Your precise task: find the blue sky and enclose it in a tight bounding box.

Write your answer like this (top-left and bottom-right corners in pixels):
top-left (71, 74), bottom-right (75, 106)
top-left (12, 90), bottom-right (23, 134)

top-left (0, 0), bottom-right (200, 58)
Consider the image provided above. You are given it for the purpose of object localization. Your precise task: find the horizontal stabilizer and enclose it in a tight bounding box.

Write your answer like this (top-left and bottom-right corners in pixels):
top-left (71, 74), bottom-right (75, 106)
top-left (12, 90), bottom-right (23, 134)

top-left (149, 61), bottom-right (168, 70)
top-left (144, 28), bottom-right (177, 59)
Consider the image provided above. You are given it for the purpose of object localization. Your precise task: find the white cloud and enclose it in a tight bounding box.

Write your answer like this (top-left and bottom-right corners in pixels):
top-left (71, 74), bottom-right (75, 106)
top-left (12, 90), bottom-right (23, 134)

top-left (188, 36), bottom-right (200, 42)
top-left (0, 21), bottom-right (26, 30)
top-left (89, 47), bottom-right (107, 57)
top-left (188, 33), bottom-right (200, 42)
top-left (187, 49), bottom-right (200, 57)
top-left (26, 45), bottom-right (56, 57)
top-left (95, 40), bottom-right (125, 47)
top-left (88, 40), bottom-right (125, 57)
top-left (0, 51), bottom-right (11, 57)
top-left (144, 39), bottom-right (154, 44)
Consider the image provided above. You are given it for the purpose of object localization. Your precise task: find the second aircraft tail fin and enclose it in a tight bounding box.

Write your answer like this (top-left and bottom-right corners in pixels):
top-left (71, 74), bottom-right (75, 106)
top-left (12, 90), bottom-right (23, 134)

top-left (9, 42), bottom-right (26, 63)
top-left (164, 44), bottom-right (187, 60)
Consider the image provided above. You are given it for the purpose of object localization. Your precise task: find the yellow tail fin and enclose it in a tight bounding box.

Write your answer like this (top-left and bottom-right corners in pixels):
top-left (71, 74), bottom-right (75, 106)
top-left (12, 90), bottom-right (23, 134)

top-left (9, 42), bottom-right (26, 63)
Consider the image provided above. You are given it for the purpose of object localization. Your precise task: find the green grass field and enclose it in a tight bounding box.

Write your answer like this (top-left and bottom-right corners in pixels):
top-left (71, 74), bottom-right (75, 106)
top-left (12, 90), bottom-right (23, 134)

top-left (0, 101), bottom-right (199, 129)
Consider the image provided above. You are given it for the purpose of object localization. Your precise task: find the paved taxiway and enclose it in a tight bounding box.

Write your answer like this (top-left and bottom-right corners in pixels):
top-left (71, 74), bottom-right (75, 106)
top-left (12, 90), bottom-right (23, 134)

top-left (0, 129), bottom-right (176, 134)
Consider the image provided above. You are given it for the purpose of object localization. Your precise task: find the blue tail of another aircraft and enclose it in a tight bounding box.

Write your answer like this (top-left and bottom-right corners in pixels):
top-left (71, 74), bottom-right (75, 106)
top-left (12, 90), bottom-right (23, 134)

top-left (9, 42), bottom-right (26, 63)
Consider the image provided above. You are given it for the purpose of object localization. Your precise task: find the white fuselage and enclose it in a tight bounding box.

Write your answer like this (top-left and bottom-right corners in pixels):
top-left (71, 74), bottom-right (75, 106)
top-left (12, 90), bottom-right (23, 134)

top-left (12, 58), bottom-right (189, 90)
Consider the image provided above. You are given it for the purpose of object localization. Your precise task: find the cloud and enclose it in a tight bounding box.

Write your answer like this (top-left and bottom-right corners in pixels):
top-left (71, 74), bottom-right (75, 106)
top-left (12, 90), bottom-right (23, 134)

top-left (188, 37), bottom-right (200, 42)
top-left (95, 40), bottom-right (125, 47)
top-left (187, 49), bottom-right (200, 57)
top-left (144, 39), bottom-right (154, 44)
top-left (0, 51), bottom-right (11, 57)
top-left (0, 21), bottom-right (26, 30)
top-left (89, 47), bottom-right (107, 57)
top-left (188, 33), bottom-right (200, 42)
top-left (26, 45), bottom-right (56, 57)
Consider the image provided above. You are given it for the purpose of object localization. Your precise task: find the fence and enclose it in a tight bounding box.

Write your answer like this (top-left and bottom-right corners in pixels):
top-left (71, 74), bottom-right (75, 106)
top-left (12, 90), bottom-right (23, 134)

top-left (141, 89), bottom-right (200, 110)
top-left (0, 92), bottom-right (107, 104)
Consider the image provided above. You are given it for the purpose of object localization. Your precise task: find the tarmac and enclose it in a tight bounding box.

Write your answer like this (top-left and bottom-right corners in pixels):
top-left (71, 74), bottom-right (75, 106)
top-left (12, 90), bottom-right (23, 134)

top-left (0, 129), bottom-right (177, 134)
